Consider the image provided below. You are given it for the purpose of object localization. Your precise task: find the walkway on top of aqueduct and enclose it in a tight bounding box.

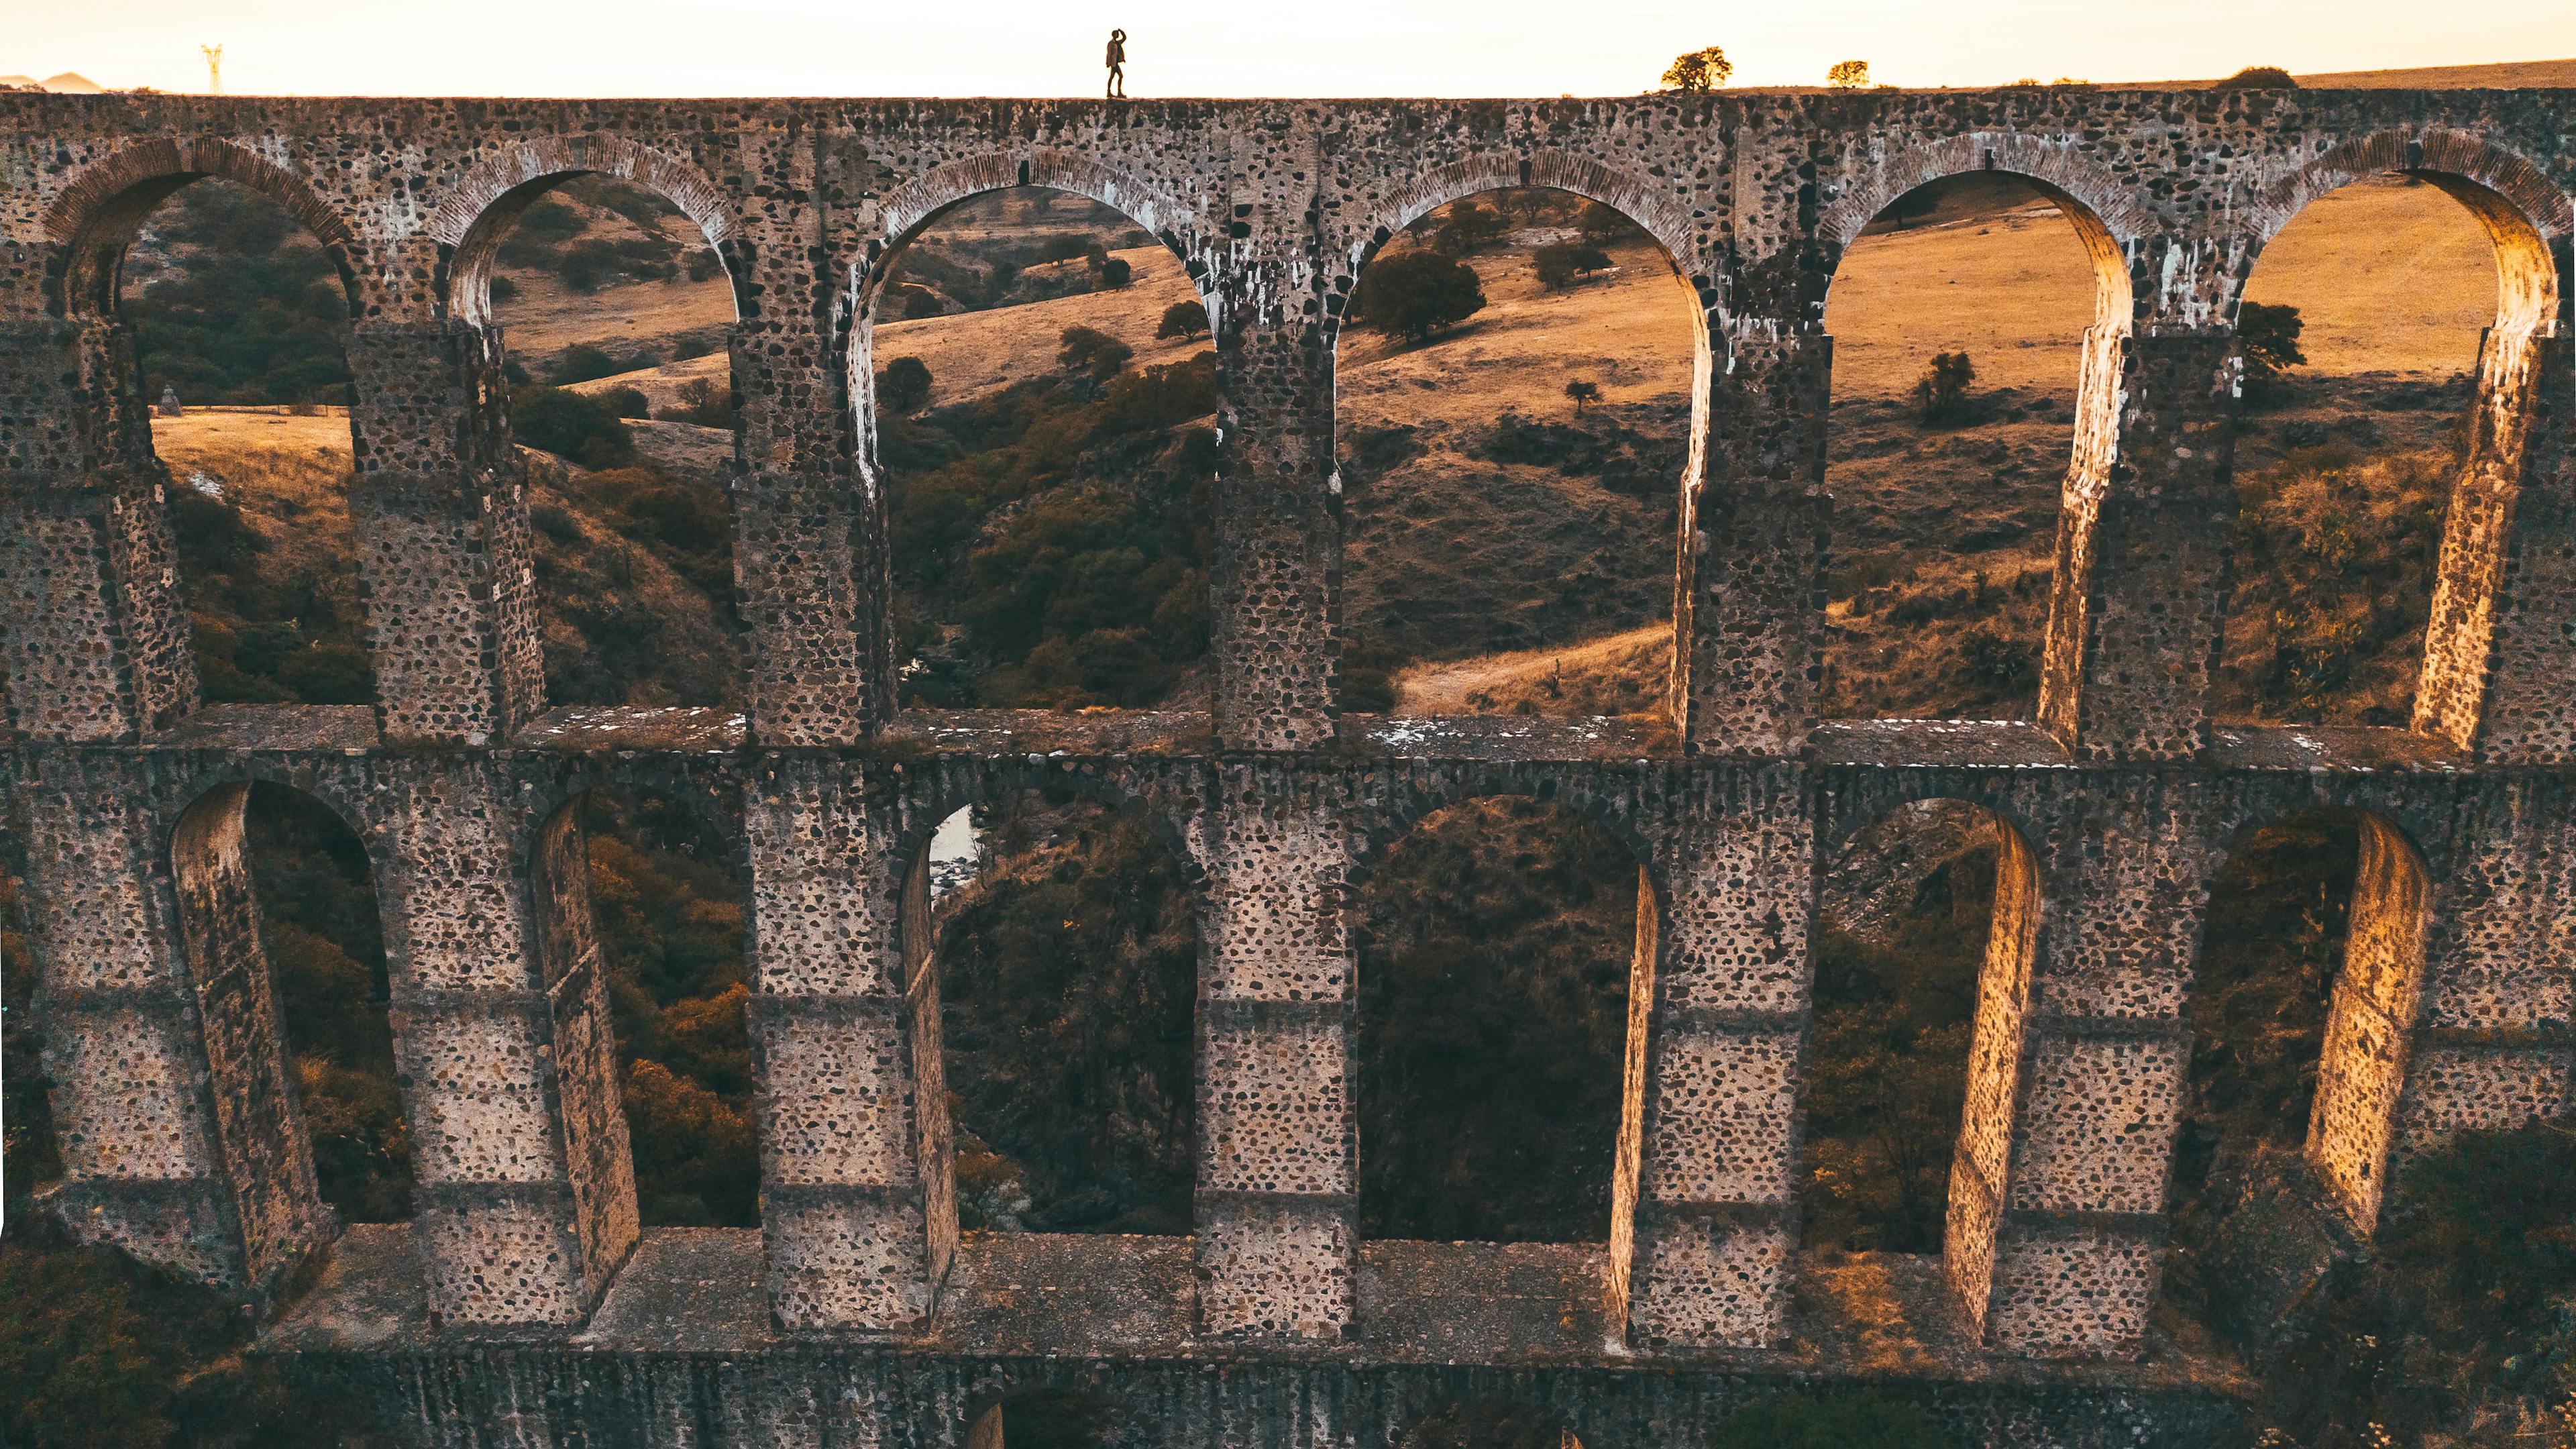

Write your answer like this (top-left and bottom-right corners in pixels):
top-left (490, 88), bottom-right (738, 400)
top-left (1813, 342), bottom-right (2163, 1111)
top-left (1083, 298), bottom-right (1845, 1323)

top-left (0, 85), bottom-right (2571, 1447)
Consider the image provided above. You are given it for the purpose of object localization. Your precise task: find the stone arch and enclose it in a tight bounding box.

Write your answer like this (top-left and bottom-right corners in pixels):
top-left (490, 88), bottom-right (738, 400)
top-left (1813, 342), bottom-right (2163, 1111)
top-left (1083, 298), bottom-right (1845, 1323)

top-left (45, 135), bottom-right (367, 319)
top-left (1813, 133), bottom-right (2139, 335)
top-left (2193, 806), bottom-right (2434, 1234)
top-left (2245, 131), bottom-right (2573, 751)
top-left (1387, 1395), bottom-right (1591, 1449)
top-left (953, 1376), bottom-right (1150, 1449)
top-left (1341, 773), bottom-right (1667, 920)
top-left (888, 761), bottom-right (1205, 910)
top-left (164, 777), bottom-right (377, 1301)
top-left (425, 136), bottom-right (747, 327)
top-left (851, 151), bottom-right (1220, 502)
top-left (514, 760), bottom-right (751, 886)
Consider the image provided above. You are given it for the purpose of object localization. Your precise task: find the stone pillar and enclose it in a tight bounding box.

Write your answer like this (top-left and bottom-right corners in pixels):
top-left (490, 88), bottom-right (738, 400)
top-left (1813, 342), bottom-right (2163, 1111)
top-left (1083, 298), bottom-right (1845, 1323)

top-left (1949, 786), bottom-right (2206, 1356)
top-left (1621, 765), bottom-right (1807, 1347)
top-left (2387, 776), bottom-right (2576, 1176)
top-left (1212, 315), bottom-right (1337, 751)
top-left (739, 164), bottom-right (882, 746)
top-left (344, 317), bottom-right (545, 745)
top-left (1674, 327), bottom-right (1827, 755)
top-left (2035, 329), bottom-right (2238, 761)
top-left (2414, 321), bottom-right (2576, 761)
top-left (15, 755), bottom-right (324, 1301)
top-left (745, 757), bottom-right (942, 1332)
top-left (0, 314), bottom-right (200, 741)
top-left (384, 759), bottom-right (634, 1326)
top-left (1193, 763), bottom-right (1355, 1338)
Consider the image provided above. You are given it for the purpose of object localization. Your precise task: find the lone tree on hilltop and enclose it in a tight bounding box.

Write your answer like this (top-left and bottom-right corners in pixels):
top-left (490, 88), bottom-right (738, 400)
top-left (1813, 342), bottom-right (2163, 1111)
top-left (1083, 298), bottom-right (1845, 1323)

top-left (1827, 59), bottom-right (1871, 89)
top-left (2238, 301), bottom-right (2307, 400)
top-left (1661, 46), bottom-right (1733, 94)
top-left (1565, 379), bottom-right (1601, 412)
top-left (1913, 350), bottom-right (1976, 426)
top-left (1352, 250), bottom-right (1487, 343)
top-left (1156, 300), bottom-right (1210, 342)
top-left (877, 356), bottom-right (932, 413)
top-left (2215, 65), bottom-right (2299, 89)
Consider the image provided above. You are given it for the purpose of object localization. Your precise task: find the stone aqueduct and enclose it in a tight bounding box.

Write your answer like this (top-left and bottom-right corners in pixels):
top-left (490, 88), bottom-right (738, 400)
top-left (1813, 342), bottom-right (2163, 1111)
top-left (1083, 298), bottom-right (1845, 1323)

top-left (0, 84), bottom-right (2570, 1446)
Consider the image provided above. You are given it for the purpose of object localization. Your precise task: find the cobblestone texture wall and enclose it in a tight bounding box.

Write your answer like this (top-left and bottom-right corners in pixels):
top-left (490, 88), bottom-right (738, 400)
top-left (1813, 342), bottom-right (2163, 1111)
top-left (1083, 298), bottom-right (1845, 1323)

top-left (2, 85), bottom-right (2572, 1436)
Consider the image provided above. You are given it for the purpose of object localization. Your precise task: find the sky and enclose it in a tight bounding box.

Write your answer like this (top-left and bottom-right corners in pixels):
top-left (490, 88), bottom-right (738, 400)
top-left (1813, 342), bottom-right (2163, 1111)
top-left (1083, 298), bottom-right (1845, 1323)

top-left (9, 1), bottom-right (2575, 97)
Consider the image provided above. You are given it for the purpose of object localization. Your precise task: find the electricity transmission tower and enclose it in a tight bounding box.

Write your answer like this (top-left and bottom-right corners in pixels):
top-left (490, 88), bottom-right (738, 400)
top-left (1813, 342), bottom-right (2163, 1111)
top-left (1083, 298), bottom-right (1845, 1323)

top-left (202, 44), bottom-right (223, 95)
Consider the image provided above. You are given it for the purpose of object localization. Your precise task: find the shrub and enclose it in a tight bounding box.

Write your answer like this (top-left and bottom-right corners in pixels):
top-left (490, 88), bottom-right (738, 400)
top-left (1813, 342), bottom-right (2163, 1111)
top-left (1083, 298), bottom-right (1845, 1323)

top-left (1156, 300), bottom-right (1210, 341)
top-left (1534, 241), bottom-right (1613, 288)
top-left (1709, 1394), bottom-right (1953, 1449)
top-left (2215, 65), bottom-right (2299, 89)
top-left (877, 355), bottom-right (933, 413)
top-left (1058, 325), bottom-right (1134, 380)
top-left (1098, 256), bottom-right (1132, 288)
top-left (1564, 380), bottom-right (1601, 411)
top-left (1352, 250), bottom-right (1487, 343)
top-left (488, 273), bottom-right (519, 303)
top-left (598, 385), bottom-right (653, 420)
top-left (2239, 300), bottom-right (2307, 399)
top-left (549, 343), bottom-right (623, 385)
top-left (656, 376), bottom-right (741, 430)
top-left (1913, 350), bottom-right (1976, 426)
top-left (512, 385), bottom-right (635, 468)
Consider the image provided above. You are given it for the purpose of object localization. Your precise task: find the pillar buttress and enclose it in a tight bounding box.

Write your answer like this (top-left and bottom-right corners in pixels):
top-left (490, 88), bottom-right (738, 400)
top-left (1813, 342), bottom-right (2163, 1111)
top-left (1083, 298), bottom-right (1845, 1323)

top-left (745, 758), bottom-right (945, 1331)
top-left (1212, 310), bottom-right (1338, 751)
top-left (1621, 765), bottom-right (1809, 1346)
top-left (1193, 763), bottom-right (1356, 1337)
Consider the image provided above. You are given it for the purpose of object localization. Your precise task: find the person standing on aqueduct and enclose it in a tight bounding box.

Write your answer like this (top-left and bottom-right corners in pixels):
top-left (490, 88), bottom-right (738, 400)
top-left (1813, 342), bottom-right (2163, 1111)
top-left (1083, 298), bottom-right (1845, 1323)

top-left (1106, 29), bottom-right (1127, 98)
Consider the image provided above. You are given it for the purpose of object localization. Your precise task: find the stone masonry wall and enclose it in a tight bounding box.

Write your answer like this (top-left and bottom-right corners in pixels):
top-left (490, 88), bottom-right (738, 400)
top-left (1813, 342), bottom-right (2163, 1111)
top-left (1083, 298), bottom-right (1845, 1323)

top-left (1, 85), bottom-right (2572, 1442)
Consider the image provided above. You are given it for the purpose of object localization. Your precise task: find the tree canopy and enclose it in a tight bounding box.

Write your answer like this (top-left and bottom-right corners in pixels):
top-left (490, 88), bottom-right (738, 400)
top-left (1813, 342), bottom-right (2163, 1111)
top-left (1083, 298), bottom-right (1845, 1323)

top-left (1660, 46), bottom-right (1733, 93)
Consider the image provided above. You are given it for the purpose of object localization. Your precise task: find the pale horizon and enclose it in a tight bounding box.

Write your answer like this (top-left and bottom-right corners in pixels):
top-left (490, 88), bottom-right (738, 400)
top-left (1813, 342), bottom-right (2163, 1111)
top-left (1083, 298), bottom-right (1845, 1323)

top-left (9, 0), bottom-right (2576, 99)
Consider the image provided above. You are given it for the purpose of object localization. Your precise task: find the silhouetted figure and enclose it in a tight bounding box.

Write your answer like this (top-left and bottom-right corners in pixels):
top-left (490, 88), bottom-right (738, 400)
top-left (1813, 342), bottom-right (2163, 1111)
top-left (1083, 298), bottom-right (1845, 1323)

top-left (1106, 30), bottom-right (1127, 99)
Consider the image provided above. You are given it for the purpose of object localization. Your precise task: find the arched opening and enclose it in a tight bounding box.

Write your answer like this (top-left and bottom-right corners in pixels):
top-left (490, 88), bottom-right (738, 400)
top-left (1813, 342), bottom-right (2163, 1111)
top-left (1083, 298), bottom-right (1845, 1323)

top-left (863, 186), bottom-right (1218, 710)
top-left (458, 173), bottom-right (745, 708)
top-left (166, 781), bottom-right (403, 1256)
top-left (2165, 810), bottom-right (2429, 1250)
top-left (1334, 188), bottom-right (1697, 719)
top-left (908, 788), bottom-right (1196, 1235)
top-left (1801, 800), bottom-right (2018, 1254)
top-left (1397, 1400), bottom-right (1585, 1449)
top-left (963, 1389), bottom-right (1121, 1449)
top-left (1817, 171), bottom-right (2126, 721)
top-left (78, 173), bottom-right (376, 708)
top-left (2217, 168), bottom-right (2547, 730)
top-left (531, 786), bottom-right (755, 1226)
top-left (1354, 797), bottom-right (1644, 1244)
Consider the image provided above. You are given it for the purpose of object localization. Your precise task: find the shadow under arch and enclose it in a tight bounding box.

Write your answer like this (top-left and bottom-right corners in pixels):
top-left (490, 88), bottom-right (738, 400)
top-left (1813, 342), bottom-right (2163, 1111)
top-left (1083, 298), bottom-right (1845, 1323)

top-left (2187, 806), bottom-right (2434, 1236)
top-left (898, 769), bottom-right (1203, 1251)
top-left (427, 136), bottom-right (747, 328)
top-left (164, 777), bottom-right (384, 1303)
top-left (1808, 794), bottom-right (2045, 1330)
top-left (46, 135), bottom-right (366, 320)
top-left (2249, 131), bottom-right (2573, 750)
top-left (1391, 1397), bottom-right (1587, 1449)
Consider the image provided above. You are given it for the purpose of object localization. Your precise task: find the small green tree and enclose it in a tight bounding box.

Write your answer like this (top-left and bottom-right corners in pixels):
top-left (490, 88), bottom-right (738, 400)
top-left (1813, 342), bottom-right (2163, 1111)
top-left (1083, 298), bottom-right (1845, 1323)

top-left (877, 355), bottom-right (932, 413)
top-left (1564, 379), bottom-right (1601, 412)
top-left (2215, 64), bottom-right (2299, 89)
top-left (1534, 241), bottom-right (1613, 289)
top-left (1710, 1393), bottom-right (1953, 1449)
top-left (1913, 350), bottom-right (1976, 426)
top-left (1352, 250), bottom-right (1487, 343)
top-left (1156, 300), bottom-right (1210, 341)
top-left (1057, 325), bottom-right (1135, 379)
top-left (1661, 46), bottom-right (1733, 93)
top-left (2239, 301), bottom-right (2306, 399)
top-left (1827, 59), bottom-right (1870, 89)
